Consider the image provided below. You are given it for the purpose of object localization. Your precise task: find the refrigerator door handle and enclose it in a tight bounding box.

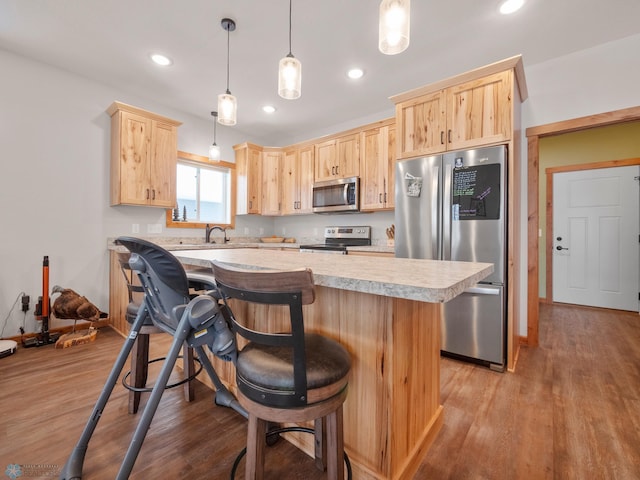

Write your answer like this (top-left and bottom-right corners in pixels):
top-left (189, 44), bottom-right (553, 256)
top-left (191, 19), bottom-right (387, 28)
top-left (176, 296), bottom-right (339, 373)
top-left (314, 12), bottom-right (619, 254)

top-left (442, 162), bottom-right (452, 261)
top-left (432, 164), bottom-right (440, 259)
top-left (464, 286), bottom-right (501, 295)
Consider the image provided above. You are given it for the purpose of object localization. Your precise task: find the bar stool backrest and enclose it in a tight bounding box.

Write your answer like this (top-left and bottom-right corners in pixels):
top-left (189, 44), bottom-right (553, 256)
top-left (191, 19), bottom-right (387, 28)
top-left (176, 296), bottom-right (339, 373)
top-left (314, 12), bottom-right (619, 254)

top-left (211, 261), bottom-right (316, 407)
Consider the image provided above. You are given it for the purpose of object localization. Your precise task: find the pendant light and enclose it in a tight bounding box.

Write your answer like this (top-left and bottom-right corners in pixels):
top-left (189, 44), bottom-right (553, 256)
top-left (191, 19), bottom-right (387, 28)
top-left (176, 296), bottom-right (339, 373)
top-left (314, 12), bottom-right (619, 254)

top-left (218, 18), bottom-right (237, 126)
top-left (208, 111), bottom-right (221, 161)
top-left (378, 0), bottom-right (410, 55)
top-left (278, 0), bottom-right (301, 99)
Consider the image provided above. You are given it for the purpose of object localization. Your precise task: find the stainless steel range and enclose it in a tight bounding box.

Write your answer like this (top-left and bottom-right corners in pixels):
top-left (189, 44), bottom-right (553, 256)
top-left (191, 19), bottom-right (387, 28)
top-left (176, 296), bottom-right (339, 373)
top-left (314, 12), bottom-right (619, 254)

top-left (300, 226), bottom-right (371, 254)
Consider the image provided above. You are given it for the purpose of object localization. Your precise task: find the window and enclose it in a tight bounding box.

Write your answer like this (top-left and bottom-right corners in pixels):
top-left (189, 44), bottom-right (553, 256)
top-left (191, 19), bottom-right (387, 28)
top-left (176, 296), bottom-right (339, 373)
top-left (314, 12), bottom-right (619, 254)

top-left (166, 151), bottom-right (235, 228)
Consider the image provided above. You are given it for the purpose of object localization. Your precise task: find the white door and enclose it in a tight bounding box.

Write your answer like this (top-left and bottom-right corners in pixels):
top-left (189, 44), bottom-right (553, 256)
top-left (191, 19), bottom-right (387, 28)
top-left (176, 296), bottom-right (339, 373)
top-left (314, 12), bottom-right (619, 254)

top-left (552, 165), bottom-right (639, 311)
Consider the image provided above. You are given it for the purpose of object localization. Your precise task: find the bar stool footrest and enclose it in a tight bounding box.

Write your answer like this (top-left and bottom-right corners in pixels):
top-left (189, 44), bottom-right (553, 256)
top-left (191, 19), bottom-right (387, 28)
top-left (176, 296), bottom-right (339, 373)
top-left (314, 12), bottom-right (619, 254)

top-left (122, 355), bottom-right (203, 393)
top-left (229, 426), bottom-right (352, 479)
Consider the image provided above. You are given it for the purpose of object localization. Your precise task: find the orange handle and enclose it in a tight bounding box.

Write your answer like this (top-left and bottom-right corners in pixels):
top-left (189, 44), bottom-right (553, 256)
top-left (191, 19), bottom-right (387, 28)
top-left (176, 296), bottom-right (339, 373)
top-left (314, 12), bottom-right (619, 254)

top-left (42, 256), bottom-right (49, 318)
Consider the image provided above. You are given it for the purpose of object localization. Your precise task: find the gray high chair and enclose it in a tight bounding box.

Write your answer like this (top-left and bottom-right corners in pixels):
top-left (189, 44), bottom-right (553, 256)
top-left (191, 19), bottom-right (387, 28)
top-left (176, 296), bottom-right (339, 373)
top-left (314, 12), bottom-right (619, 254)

top-left (59, 237), bottom-right (246, 480)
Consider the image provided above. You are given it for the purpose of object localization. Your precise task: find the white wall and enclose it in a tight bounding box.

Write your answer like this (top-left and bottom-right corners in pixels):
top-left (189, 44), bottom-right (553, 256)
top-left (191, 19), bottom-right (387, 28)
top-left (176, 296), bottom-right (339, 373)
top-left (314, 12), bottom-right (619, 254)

top-left (2, 32), bottom-right (640, 338)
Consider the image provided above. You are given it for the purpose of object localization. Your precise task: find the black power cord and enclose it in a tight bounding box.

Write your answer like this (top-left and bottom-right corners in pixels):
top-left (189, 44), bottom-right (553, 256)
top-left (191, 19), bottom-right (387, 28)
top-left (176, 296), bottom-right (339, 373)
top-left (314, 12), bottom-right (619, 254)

top-left (0, 291), bottom-right (26, 338)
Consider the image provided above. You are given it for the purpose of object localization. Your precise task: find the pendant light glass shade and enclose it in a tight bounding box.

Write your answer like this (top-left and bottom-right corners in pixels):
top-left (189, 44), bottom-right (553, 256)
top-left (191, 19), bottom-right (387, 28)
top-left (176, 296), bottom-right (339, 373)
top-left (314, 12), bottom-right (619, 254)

top-left (218, 18), bottom-right (237, 126)
top-left (278, 0), bottom-right (301, 100)
top-left (217, 92), bottom-right (237, 126)
top-left (209, 143), bottom-right (221, 161)
top-left (278, 55), bottom-right (301, 99)
top-left (378, 0), bottom-right (410, 55)
top-left (208, 111), bottom-right (221, 161)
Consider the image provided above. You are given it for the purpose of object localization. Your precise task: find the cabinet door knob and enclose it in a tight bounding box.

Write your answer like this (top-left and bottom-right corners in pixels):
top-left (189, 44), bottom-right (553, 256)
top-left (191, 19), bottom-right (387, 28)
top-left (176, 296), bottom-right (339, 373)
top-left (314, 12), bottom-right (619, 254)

top-left (152, 189), bottom-right (156, 200)
top-left (447, 130), bottom-right (452, 143)
top-left (146, 188), bottom-right (150, 200)
top-left (440, 131), bottom-right (445, 144)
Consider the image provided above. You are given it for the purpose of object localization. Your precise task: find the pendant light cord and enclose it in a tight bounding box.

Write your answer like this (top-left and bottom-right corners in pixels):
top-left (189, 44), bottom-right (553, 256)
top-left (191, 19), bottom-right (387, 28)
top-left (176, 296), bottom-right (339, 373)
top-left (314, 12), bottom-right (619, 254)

top-left (226, 27), bottom-right (231, 94)
top-left (288, 0), bottom-right (293, 56)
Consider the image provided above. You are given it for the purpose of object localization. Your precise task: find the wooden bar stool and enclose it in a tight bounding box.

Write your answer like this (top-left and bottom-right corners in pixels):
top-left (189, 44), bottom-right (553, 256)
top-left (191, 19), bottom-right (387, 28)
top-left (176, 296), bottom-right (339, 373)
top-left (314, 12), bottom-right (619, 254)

top-left (212, 261), bottom-right (351, 479)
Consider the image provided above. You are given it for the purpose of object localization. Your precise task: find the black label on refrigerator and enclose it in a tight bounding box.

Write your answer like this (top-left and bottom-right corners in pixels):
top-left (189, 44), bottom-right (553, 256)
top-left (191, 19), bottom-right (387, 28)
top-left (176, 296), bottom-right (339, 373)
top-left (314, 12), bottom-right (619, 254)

top-left (453, 164), bottom-right (501, 220)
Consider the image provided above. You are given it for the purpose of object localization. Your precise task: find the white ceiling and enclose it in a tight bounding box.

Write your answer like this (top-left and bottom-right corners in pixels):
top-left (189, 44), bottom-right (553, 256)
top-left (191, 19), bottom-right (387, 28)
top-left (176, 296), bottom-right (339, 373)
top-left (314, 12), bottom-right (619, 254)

top-left (1, 0), bottom-right (640, 143)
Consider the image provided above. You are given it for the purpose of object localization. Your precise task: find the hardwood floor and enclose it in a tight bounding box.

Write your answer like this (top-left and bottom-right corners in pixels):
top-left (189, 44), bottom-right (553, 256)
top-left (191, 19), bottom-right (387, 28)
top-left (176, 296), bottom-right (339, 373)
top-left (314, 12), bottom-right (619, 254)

top-left (1, 303), bottom-right (638, 479)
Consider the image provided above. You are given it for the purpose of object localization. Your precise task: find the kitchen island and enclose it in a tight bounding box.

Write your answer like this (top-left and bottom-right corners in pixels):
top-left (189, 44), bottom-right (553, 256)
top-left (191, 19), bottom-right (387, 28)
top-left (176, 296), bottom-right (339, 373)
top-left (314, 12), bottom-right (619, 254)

top-left (173, 248), bottom-right (493, 480)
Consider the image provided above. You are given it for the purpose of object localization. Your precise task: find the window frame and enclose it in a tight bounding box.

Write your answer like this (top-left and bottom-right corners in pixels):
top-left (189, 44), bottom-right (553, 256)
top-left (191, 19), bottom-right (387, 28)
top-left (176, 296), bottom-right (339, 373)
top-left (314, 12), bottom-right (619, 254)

top-left (165, 150), bottom-right (236, 229)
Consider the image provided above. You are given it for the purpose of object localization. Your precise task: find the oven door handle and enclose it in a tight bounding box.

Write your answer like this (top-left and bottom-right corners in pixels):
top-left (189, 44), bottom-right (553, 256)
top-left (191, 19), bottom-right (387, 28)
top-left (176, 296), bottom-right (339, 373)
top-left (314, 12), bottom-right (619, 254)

top-left (343, 183), bottom-right (349, 204)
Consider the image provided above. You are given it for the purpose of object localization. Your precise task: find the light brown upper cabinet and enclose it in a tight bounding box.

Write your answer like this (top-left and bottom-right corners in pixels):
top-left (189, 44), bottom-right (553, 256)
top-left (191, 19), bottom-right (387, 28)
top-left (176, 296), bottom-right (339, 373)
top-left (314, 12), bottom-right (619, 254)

top-left (314, 133), bottom-right (360, 182)
top-left (261, 149), bottom-right (282, 216)
top-left (281, 145), bottom-right (314, 215)
top-left (234, 142), bottom-right (262, 214)
top-left (394, 90), bottom-right (446, 158)
top-left (446, 70), bottom-right (512, 150)
top-left (393, 68), bottom-right (515, 159)
top-left (360, 122), bottom-right (396, 211)
top-left (108, 102), bottom-right (181, 207)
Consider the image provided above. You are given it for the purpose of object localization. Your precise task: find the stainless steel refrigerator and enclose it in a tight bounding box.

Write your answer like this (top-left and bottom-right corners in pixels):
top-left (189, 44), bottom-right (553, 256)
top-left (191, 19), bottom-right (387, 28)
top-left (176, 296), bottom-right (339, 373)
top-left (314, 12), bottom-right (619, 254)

top-left (395, 145), bottom-right (507, 371)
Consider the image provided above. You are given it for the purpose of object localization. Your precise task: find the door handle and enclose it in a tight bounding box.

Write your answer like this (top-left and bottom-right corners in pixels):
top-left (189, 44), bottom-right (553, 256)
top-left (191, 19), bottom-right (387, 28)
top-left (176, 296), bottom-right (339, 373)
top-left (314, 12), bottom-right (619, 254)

top-left (556, 245), bottom-right (568, 251)
top-left (465, 287), bottom-right (500, 295)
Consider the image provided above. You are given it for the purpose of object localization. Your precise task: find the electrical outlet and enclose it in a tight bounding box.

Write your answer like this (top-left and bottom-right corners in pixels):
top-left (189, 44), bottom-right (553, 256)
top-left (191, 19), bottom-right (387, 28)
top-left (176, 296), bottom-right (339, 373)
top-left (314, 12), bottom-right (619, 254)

top-left (244, 227), bottom-right (249, 235)
top-left (147, 223), bottom-right (162, 234)
top-left (259, 228), bottom-right (264, 235)
top-left (132, 223), bottom-right (140, 234)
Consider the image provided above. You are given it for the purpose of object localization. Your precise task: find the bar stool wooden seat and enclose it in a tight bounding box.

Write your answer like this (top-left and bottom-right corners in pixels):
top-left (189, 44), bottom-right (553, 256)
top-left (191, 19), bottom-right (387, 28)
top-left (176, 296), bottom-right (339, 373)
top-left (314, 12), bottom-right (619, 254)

top-left (116, 252), bottom-right (199, 413)
top-left (212, 261), bottom-right (351, 480)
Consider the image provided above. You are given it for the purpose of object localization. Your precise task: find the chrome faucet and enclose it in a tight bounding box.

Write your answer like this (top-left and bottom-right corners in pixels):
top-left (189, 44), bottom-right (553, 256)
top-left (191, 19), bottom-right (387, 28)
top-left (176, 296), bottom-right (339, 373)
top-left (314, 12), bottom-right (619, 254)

top-left (205, 224), bottom-right (229, 243)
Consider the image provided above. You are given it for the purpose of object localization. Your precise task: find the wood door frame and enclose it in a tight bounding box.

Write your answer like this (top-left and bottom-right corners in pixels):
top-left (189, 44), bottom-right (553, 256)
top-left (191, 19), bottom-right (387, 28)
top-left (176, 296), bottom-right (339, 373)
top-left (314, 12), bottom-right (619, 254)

top-left (525, 106), bottom-right (640, 347)
top-left (545, 159), bottom-right (640, 302)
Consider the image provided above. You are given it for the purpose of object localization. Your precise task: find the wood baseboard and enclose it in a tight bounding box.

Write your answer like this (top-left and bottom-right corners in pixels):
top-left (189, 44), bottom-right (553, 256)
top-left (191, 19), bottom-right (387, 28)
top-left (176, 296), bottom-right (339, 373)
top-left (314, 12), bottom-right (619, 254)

top-left (4, 318), bottom-right (110, 343)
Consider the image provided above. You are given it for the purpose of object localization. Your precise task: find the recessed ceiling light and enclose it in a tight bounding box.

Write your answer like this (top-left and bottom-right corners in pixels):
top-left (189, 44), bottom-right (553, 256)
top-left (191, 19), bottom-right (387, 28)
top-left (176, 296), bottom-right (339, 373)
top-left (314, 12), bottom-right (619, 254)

top-left (262, 105), bottom-right (276, 114)
top-left (499, 0), bottom-right (524, 14)
top-left (150, 53), bottom-right (173, 66)
top-left (347, 68), bottom-right (364, 80)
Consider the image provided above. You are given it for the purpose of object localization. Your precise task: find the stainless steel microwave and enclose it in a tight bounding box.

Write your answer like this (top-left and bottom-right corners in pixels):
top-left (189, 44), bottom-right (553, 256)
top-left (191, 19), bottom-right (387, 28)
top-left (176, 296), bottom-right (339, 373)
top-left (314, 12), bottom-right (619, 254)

top-left (312, 176), bottom-right (360, 213)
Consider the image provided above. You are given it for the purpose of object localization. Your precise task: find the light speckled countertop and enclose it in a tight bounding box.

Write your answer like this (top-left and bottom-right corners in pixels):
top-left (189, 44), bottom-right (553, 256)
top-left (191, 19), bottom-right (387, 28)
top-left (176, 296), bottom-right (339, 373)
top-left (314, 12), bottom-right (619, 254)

top-left (172, 248), bottom-right (492, 304)
top-left (108, 238), bottom-right (395, 254)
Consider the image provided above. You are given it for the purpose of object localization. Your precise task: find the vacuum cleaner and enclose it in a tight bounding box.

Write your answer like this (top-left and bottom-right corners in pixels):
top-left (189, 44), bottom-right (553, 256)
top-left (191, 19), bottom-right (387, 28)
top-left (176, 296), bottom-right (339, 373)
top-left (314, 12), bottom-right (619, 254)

top-left (0, 339), bottom-right (17, 358)
top-left (23, 256), bottom-right (60, 347)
